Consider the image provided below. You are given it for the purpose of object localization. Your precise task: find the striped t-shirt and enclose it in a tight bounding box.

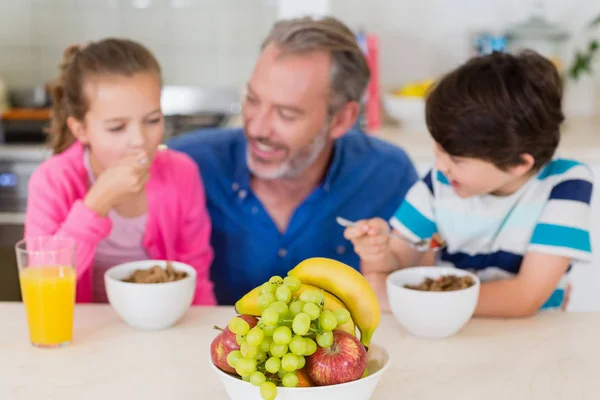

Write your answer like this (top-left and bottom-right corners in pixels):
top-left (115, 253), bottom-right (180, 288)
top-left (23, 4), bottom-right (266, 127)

top-left (389, 158), bottom-right (594, 309)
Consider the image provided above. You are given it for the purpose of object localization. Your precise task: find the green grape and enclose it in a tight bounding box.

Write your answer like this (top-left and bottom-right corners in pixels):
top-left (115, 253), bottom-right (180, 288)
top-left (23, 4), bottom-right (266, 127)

top-left (273, 326), bottom-right (292, 345)
top-left (296, 355), bottom-right (305, 370)
top-left (270, 342), bottom-right (288, 358)
top-left (289, 335), bottom-right (306, 356)
top-left (240, 343), bottom-right (258, 359)
top-left (333, 308), bottom-right (351, 325)
top-left (246, 327), bottom-right (265, 347)
top-left (258, 293), bottom-right (276, 310)
top-left (303, 303), bottom-right (320, 320)
top-left (265, 356), bottom-right (281, 374)
top-left (260, 282), bottom-right (276, 295)
top-left (228, 317), bottom-right (250, 335)
top-left (278, 369), bottom-right (287, 379)
top-left (236, 334), bottom-right (246, 346)
top-left (282, 372), bottom-right (299, 388)
top-left (292, 313), bottom-right (311, 335)
top-left (269, 301), bottom-right (289, 316)
top-left (269, 276), bottom-right (284, 285)
top-left (256, 350), bottom-right (267, 362)
top-left (289, 300), bottom-right (305, 317)
top-left (281, 353), bottom-right (299, 372)
top-left (263, 325), bottom-right (277, 337)
top-left (226, 350), bottom-right (242, 368)
top-left (261, 308), bottom-right (279, 326)
top-left (317, 331), bottom-right (333, 348)
top-left (260, 381), bottom-right (277, 400)
top-left (299, 290), bottom-right (321, 304)
top-left (235, 358), bottom-right (257, 377)
top-left (275, 285), bottom-right (292, 303)
top-left (242, 375), bottom-right (251, 382)
top-left (259, 336), bottom-right (272, 353)
top-left (283, 276), bottom-right (302, 292)
top-left (304, 338), bottom-right (317, 356)
top-left (250, 371), bottom-right (266, 387)
top-left (319, 310), bottom-right (337, 331)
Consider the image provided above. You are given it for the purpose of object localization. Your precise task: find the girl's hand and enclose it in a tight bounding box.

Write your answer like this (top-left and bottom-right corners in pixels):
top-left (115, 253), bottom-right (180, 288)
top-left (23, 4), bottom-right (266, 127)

top-left (84, 152), bottom-right (150, 217)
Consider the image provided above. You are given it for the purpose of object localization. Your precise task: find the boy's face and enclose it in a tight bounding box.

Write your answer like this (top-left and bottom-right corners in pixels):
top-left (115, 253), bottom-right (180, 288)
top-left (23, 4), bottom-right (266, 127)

top-left (434, 144), bottom-right (533, 198)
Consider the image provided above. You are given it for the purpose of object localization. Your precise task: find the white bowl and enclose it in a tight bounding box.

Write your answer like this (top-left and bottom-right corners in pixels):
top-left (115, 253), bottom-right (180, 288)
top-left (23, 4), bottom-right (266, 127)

top-left (104, 260), bottom-right (196, 331)
top-left (211, 344), bottom-right (390, 400)
top-left (386, 267), bottom-right (480, 339)
top-left (382, 93), bottom-right (428, 132)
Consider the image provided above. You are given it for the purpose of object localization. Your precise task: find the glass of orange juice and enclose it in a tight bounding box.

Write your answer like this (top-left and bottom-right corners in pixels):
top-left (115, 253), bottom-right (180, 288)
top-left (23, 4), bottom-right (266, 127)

top-left (15, 236), bottom-right (77, 348)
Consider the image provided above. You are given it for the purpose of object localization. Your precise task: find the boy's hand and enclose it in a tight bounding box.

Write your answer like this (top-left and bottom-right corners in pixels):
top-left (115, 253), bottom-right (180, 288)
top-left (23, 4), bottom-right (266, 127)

top-left (343, 218), bottom-right (391, 263)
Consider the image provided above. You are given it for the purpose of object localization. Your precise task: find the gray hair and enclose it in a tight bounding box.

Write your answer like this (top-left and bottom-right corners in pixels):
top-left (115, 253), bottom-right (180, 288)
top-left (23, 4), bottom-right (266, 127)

top-left (261, 16), bottom-right (370, 113)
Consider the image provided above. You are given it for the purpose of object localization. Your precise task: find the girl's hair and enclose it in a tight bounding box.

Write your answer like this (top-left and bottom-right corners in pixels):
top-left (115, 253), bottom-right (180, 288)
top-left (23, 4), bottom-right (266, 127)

top-left (48, 38), bottom-right (162, 154)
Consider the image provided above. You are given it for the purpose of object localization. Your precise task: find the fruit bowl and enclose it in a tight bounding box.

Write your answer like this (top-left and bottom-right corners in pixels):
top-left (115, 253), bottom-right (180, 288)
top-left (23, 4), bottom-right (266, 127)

top-left (104, 260), bottom-right (196, 331)
top-left (210, 258), bottom-right (385, 400)
top-left (386, 267), bottom-right (480, 339)
top-left (382, 92), bottom-right (428, 132)
top-left (211, 343), bottom-right (390, 400)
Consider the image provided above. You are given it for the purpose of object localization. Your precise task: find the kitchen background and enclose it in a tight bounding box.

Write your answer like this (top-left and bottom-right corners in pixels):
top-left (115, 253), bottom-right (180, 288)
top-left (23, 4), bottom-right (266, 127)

top-left (0, 0), bottom-right (599, 95)
top-left (1, 0), bottom-right (600, 308)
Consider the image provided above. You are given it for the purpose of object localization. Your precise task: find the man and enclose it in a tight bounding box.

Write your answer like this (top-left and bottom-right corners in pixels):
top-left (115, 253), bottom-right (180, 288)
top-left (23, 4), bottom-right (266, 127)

top-left (168, 16), bottom-right (418, 305)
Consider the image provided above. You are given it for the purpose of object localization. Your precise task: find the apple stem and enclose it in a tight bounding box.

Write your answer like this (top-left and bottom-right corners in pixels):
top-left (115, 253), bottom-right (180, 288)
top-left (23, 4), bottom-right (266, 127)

top-left (213, 325), bottom-right (224, 331)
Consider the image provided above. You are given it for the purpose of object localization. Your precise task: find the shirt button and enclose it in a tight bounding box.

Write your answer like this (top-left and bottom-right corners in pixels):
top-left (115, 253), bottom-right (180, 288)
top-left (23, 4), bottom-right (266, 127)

top-left (238, 189), bottom-right (247, 199)
top-left (278, 248), bottom-right (287, 258)
top-left (323, 184), bottom-right (330, 192)
top-left (336, 245), bottom-right (346, 255)
top-left (251, 206), bottom-right (259, 215)
top-left (232, 182), bottom-right (240, 191)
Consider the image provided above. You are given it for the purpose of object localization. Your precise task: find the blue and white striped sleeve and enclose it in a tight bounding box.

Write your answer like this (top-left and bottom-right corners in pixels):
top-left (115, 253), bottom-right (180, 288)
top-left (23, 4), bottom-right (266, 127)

top-left (389, 169), bottom-right (437, 242)
top-left (528, 163), bottom-right (594, 262)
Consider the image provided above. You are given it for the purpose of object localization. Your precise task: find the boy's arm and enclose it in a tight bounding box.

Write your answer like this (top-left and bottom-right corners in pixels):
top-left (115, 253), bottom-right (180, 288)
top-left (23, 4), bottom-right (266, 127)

top-left (476, 164), bottom-right (593, 317)
top-left (474, 252), bottom-right (570, 317)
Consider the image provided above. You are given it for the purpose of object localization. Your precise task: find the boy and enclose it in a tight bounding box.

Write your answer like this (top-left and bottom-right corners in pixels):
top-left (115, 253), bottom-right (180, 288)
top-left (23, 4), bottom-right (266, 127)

top-left (345, 50), bottom-right (593, 317)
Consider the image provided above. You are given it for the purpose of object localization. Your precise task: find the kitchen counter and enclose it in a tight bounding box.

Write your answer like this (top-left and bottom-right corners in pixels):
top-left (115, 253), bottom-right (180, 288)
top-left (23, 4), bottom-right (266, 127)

top-left (2, 303), bottom-right (600, 399)
top-left (373, 115), bottom-right (600, 164)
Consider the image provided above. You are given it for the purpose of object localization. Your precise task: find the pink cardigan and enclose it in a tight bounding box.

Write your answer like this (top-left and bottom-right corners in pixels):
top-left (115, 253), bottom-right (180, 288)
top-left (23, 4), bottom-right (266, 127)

top-left (24, 141), bottom-right (217, 305)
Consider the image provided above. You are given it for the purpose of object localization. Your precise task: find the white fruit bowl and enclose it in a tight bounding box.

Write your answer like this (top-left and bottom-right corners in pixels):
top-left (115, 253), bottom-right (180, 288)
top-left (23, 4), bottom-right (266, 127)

top-left (104, 260), bottom-right (196, 331)
top-left (211, 343), bottom-right (390, 400)
top-left (382, 93), bottom-right (428, 132)
top-left (386, 267), bottom-right (480, 339)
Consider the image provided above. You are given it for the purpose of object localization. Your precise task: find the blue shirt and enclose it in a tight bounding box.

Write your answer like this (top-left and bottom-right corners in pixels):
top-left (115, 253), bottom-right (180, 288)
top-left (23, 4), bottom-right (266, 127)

top-left (168, 128), bottom-right (418, 305)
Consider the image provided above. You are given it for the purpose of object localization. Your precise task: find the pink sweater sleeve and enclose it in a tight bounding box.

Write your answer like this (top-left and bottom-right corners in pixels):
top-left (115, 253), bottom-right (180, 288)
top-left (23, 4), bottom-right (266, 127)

top-left (24, 167), bottom-right (112, 283)
top-left (176, 159), bottom-right (217, 306)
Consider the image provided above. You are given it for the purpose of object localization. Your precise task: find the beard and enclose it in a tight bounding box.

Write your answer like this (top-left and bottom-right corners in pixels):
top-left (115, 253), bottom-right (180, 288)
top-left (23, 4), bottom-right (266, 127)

top-left (246, 122), bottom-right (330, 180)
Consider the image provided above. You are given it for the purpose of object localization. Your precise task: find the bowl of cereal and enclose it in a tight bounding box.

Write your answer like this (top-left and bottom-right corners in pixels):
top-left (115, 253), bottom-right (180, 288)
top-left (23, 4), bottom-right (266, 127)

top-left (386, 267), bottom-right (480, 339)
top-left (104, 260), bottom-right (196, 331)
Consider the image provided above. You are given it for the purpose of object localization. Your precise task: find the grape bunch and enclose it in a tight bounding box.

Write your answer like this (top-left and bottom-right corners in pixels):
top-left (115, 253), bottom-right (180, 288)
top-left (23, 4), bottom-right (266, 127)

top-left (225, 275), bottom-right (351, 400)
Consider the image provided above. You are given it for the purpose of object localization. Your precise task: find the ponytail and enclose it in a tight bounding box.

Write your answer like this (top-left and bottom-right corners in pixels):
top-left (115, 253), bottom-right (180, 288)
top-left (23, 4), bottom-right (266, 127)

top-left (48, 44), bottom-right (82, 154)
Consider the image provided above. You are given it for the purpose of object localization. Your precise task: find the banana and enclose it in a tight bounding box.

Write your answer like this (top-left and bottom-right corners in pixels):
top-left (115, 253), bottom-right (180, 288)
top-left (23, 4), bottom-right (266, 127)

top-left (234, 283), bottom-right (356, 336)
top-left (288, 257), bottom-right (380, 348)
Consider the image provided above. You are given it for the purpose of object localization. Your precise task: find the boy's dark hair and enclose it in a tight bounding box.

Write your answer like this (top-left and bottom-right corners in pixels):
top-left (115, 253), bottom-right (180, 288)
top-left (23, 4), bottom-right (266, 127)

top-left (425, 50), bottom-right (564, 171)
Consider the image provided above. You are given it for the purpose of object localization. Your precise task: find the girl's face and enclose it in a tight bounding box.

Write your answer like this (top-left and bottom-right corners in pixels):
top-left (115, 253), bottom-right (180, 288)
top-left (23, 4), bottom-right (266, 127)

top-left (68, 72), bottom-right (164, 174)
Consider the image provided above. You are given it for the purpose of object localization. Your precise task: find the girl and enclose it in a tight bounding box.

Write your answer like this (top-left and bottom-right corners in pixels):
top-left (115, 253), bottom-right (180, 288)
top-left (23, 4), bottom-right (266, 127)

top-left (24, 38), bottom-right (216, 305)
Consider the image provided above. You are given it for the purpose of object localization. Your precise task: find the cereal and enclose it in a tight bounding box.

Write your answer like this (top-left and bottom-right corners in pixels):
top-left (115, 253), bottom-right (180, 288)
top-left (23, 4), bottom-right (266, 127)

top-left (404, 275), bottom-right (475, 292)
top-left (122, 262), bottom-right (188, 284)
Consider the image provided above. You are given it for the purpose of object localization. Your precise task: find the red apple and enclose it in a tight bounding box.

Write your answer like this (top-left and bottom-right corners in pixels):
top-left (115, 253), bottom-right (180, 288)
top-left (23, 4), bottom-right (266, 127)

top-left (211, 314), bottom-right (258, 374)
top-left (306, 330), bottom-right (367, 386)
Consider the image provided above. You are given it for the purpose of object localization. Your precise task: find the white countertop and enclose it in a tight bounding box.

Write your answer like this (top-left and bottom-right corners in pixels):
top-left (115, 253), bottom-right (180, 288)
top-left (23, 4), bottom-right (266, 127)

top-left (2, 303), bottom-right (600, 399)
top-left (373, 115), bottom-right (600, 165)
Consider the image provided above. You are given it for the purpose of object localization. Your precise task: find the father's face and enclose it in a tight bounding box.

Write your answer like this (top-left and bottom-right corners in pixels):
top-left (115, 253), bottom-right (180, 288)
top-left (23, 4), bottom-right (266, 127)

top-left (243, 43), bottom-right (332, 180)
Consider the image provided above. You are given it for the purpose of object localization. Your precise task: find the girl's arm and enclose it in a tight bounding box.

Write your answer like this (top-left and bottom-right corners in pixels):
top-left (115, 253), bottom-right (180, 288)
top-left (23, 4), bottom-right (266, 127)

top-left (24, 167), bottom-right (112, 280)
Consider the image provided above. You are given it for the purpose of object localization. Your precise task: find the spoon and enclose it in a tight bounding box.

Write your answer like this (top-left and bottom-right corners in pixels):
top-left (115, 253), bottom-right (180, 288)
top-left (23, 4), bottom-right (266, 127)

top-left (335, 216), bottom-right (446, 253)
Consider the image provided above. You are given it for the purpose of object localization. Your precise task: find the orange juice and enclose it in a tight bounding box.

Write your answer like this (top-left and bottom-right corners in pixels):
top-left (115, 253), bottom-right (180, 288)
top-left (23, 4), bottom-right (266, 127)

top-left (19, 265), bottom-right (76, 347)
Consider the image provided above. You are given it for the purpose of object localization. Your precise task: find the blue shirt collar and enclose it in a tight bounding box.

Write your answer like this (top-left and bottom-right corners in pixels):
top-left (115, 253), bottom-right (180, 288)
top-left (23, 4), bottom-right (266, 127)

top-left (232, 132), bottom-right (344, 193)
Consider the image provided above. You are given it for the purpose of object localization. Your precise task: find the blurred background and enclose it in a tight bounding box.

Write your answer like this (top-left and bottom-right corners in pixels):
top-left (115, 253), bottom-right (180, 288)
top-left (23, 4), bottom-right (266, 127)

top-left (0, 0), bottom-right (599, 310)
